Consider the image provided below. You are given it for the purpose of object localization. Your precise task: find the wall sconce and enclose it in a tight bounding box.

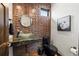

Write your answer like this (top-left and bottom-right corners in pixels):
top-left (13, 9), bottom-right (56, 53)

top-left (29, 8), bottom-right (36, 17)
top-left (16, 5), bottom-right (21, 10)
top-left (15, 5), bottom-right (23, 17)
top-left (32, 8), bottom-right (36, 14)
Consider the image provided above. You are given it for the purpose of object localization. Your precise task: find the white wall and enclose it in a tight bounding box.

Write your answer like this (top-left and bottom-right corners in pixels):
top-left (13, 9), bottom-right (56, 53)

top-left (9, 3), bottom-right (13, 19)
top-left (9, 3), bottom-right (13, 56)
top-left (51, 3), bottom-right (79, 56)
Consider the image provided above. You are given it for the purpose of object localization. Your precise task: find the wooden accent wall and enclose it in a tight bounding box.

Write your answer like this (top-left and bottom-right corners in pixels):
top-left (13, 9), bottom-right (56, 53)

top-left (13, 3), bottom-right (51, 38)
top-left (0, 3), bottom-right (8, 56)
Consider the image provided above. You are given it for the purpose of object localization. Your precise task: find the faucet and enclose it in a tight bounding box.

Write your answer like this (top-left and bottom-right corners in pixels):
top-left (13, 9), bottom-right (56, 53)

top-left (16, 31), bottom-right (20, 38)
top-left (16, 30), bottom-right (23, 38)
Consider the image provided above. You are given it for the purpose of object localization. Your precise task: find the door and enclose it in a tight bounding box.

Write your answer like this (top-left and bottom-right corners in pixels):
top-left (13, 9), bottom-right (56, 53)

top-left (0, 3), bottom-right (8, 56)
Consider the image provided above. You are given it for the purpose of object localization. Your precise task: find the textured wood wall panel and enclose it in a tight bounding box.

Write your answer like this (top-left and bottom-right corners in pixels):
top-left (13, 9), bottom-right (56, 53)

top-left (0, 3), bottom-right (8, 56)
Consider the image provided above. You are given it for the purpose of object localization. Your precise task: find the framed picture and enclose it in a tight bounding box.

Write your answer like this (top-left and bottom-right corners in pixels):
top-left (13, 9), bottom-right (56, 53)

top-left (57, 15), bottom-right (71, 31)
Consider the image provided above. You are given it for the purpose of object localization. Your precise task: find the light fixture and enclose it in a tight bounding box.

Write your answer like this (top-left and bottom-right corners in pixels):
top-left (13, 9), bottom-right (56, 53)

top-left (32, 8), bottom-right (36, 13)
top-left (16, 5), bottom-right (21, 10)
top-left (16, 5), bottom-right (23, 17)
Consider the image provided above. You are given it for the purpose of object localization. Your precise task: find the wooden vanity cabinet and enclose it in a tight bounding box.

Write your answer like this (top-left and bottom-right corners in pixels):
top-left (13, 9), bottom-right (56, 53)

top-left (13, 42), bottom-right (27, 56)
top-left (13, 45), bottom-right (26, 56)
top-left (13, 40), bottom-right (41, 56)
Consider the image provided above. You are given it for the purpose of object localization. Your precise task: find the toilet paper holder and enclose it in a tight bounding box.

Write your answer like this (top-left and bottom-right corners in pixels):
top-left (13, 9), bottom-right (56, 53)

top-left (71, 47), bottom-right (77, 49)
top-left (7, 42), bottom-right (11, 47)
top-left (70, 46), bottom-right (78, 55)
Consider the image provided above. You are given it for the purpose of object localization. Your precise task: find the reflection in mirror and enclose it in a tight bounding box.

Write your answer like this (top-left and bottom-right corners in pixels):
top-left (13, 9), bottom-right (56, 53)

top-left (20, 15), bottom-right (32, 27)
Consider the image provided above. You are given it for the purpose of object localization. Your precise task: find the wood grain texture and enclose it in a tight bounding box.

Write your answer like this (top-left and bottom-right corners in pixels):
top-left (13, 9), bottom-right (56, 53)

top-left (0, 3), bottom-right (8, 56)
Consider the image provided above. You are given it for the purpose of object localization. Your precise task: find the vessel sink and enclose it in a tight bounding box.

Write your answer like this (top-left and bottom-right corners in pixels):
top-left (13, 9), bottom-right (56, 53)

top-left (18, 33), bottom-right (34, 40)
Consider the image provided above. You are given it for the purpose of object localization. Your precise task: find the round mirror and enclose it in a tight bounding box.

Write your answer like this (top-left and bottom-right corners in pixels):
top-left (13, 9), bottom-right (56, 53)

top-left (20, 15), bottom-right (32, 27)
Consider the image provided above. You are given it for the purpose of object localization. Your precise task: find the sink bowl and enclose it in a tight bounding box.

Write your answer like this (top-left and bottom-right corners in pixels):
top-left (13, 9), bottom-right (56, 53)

top-left (19, 33), bottom-right (33, 37)
top-left (18, 33), bottom-right (34, 40)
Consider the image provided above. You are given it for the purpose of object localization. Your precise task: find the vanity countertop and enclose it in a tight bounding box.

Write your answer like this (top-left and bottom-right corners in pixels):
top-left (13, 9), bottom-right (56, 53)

top-left (9, 37), bottom-right (42, 43)
top-left (9, 37), bottom-right (42, 47)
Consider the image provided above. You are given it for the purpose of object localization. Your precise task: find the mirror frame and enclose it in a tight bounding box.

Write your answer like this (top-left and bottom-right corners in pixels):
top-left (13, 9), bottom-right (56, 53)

top-left (20, 15), bottom-right (32, 27)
